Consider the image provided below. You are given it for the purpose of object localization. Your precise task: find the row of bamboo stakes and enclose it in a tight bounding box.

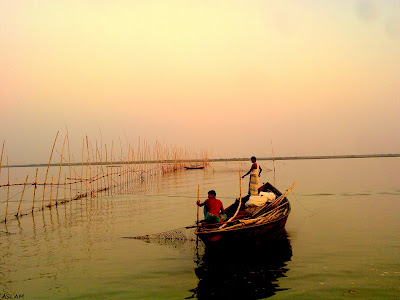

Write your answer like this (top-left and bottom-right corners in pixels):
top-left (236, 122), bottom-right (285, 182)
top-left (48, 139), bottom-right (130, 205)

top-left (0, 132), bottom-right (210, 223)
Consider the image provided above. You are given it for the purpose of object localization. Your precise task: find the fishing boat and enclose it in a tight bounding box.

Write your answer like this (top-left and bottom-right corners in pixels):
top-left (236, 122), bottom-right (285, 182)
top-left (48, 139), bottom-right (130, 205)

top-left (195, 182), bottom-right (294, 247)
top-left (184, 165), bottom-right (205, 170)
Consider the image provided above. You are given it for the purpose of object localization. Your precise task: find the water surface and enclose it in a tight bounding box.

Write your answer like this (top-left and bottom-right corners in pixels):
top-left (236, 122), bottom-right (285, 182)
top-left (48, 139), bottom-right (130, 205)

top-left (0, 158), bottom-right (399, 298)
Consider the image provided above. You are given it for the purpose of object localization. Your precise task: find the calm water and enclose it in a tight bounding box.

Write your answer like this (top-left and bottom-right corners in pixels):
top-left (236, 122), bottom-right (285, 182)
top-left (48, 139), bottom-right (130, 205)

top-left (0, 158), bottom-right (399, 299)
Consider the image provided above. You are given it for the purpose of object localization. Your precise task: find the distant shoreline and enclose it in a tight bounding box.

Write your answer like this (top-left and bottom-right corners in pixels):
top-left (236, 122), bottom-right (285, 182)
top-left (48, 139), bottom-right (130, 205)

top-left (215, 153), bottom-right (400, 162)
top-left (5, 153), bottom-right (400, 168)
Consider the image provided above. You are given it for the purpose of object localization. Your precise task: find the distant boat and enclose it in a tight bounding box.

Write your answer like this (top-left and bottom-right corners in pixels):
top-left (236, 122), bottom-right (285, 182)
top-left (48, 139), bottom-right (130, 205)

top-left (195, 182), bottom-right (293, 247)
top-left (184, 166), bottom-right (205, 170)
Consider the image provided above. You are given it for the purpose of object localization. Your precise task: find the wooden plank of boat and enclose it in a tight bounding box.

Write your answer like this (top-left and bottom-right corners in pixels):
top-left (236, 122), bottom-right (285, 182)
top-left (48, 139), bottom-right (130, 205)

top-left (195, 182), bottom-right (293, 247)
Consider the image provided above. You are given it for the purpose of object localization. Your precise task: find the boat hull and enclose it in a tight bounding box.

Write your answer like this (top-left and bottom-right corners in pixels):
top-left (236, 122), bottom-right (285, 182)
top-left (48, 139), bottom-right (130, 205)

top-left (184, 166), bottom-right (205, 170)
top-left (196, 213), bottom-right (289, 247)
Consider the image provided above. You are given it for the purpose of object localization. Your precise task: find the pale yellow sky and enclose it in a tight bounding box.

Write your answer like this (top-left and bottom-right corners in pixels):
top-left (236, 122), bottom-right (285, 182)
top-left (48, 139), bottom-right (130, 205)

top-left (1, 0), bottom-right (399, 164)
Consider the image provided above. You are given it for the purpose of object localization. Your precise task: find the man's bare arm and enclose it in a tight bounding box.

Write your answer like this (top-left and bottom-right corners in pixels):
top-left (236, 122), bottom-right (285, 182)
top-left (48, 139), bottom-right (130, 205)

top-left (242, 165), bottom-right (255, 178)
top-left (197, 199), bottom-right (207, 207)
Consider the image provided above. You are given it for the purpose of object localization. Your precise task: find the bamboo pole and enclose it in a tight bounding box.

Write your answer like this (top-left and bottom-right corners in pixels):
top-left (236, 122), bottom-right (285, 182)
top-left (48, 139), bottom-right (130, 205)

top-left (119, 137), bottom-right (123, 193)
top-left (42, 131), bottom-right (59, 209)
top-left (64, 174), bottom-right (67, 202)
top-left (0, 140), bottom-right (5, 179)
top-left (110, 140), bottom-right (113, 196)
top-left (124, 144), bottom-right (129, 194)
top-left (146, 141), bottom-right (149, 180)
top-left (131, 144), bottom-right (135, 189)
top-left (97, 143), bottom-right (103, 193)
top-left (148, 144), bottom-right (151, 179)
top-left (0, 140), bottom-right (6, 220)
top-left (16, 175), bottom-right (29, 217)
top-left (32, 168), bottom-right (38, 212)
top-left (125, 135), bottom-right (130, 191)
top-left (5, 157), bottom-right (10, 222)
top-left (132, 145), bottom-right (136, 188)
top-left (131, 146), bottom-right (135, 191)
top-left (239, 202), bottom-right (289, 226)
top-left (101, 143), bottom-right (105, 192)
top-left (67, 128), bottom-right (72, 200)
top-left (81, 137), bottom-right (84, 196)
top-left (239, 167), bottom-right (242, 199)
top-left (96, 141), bottom-right (99, 193)
top-left (124, 142), bottom-right (126, 192)
top-left (138, 137), bottom-right (141, 180)
top-left (127, 144), bottom-right (130, 192)
top-left (219, 170), bottom-right (242, 229)
top-left (49, 175), bottom-right (53, 206)
top-left (86, 135), bottom-right (93, 198)
top-left (99, 127), bottom-right (104, 192)
top-left (85, 137), bottom-right (89, 198)
top-left (271, 140), bottom-right (276, 185)
top-left (124, 153), bottom-right (127, 193)
top-left (124, 134), bottom-right (130, 191)
top-left (197, 185), bottom-right (200, 226)
top-left (57, 152), bottom-right (96, 198)
top-left (131, 145), bottom-right (135, 191)
top-left (56, 135), bottom-right (67, 205)
top-left (105, 144), bottom-right (109, 196)
top-left (72, 154), bottom-right (77, 197)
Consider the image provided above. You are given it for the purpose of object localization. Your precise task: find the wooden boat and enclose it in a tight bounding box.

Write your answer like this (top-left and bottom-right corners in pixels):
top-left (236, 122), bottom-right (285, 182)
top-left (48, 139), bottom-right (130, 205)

top-left (184, 166), bottom-right (205, 170)
top-left (195, 182), bottom-right (293, 247)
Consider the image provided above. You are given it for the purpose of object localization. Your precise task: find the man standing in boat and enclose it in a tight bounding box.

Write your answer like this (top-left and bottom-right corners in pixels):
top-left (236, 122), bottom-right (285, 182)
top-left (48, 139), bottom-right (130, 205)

top-left (197, 190), bottom-right (227, 223)
top-left (242, 156), bottom-right (262, 195)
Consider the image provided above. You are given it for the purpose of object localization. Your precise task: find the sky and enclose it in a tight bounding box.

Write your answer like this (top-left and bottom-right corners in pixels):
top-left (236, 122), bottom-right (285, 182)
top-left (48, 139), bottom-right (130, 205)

top-left (1, 0), bottom-right (399, 164)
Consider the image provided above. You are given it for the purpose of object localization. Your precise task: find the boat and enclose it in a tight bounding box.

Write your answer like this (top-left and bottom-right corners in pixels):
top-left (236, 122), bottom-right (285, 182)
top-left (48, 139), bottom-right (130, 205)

top-left (184, 166), bottom-right (205, 170)
top-left (195, 182), bottom-right (294, 247)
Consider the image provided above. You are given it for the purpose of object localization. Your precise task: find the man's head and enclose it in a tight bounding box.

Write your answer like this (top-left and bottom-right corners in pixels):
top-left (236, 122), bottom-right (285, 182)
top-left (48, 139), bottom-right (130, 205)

top-left (208, 190), bottom-right (216, 199)
top-left (251, 156), bottom-right (256, 163)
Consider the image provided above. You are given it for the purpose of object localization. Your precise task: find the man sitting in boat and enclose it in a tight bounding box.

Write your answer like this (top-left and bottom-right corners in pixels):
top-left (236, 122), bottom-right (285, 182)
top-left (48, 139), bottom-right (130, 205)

top-left (242, 156), bottom-right (262, 196)
top-left (197, 190), bottom-right (227, 224)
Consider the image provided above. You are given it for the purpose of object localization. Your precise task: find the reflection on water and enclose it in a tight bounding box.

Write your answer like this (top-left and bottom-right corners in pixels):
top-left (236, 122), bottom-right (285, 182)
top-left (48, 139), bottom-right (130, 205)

top-left (191, 232), bottom-right (292, 299)
top-left (134, 230), bottom-right (293, 300)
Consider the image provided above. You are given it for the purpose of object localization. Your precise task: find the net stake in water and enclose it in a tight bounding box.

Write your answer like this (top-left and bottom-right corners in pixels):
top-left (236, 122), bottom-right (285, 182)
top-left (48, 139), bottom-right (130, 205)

top-left (16, 175), bottom-right (29, 217)
top-left (32, 168), bottom-right (38, 212)
top-left (42, 131), bottom-right (59, 209)
top-left (5, 157), bottom-right (10, 222)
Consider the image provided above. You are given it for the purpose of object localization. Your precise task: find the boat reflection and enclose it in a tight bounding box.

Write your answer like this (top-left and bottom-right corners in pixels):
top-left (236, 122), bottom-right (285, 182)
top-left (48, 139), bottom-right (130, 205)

top-left (190, 232), bottom-right (292, 299)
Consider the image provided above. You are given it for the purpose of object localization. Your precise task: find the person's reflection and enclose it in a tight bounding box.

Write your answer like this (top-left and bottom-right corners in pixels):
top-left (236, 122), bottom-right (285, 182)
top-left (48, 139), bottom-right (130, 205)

top-left (190, 232), bottom-right (292, 299)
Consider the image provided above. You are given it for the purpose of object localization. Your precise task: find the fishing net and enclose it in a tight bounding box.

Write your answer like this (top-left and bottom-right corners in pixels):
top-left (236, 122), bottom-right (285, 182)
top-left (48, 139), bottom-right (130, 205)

top-left (124, 226), bottom-right (203, 252)
top-left (126, 226), bottom-right (198, 241)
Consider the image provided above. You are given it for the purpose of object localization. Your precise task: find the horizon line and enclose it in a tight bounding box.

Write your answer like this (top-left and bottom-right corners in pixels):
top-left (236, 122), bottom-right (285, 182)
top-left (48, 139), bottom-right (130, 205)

top-left (4, 153), bottom-right (400, 168)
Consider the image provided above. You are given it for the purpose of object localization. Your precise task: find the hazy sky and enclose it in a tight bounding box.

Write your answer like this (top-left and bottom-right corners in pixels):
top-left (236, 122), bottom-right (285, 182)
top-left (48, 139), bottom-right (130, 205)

top-left (1, 0), bottom-right (399, 164)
